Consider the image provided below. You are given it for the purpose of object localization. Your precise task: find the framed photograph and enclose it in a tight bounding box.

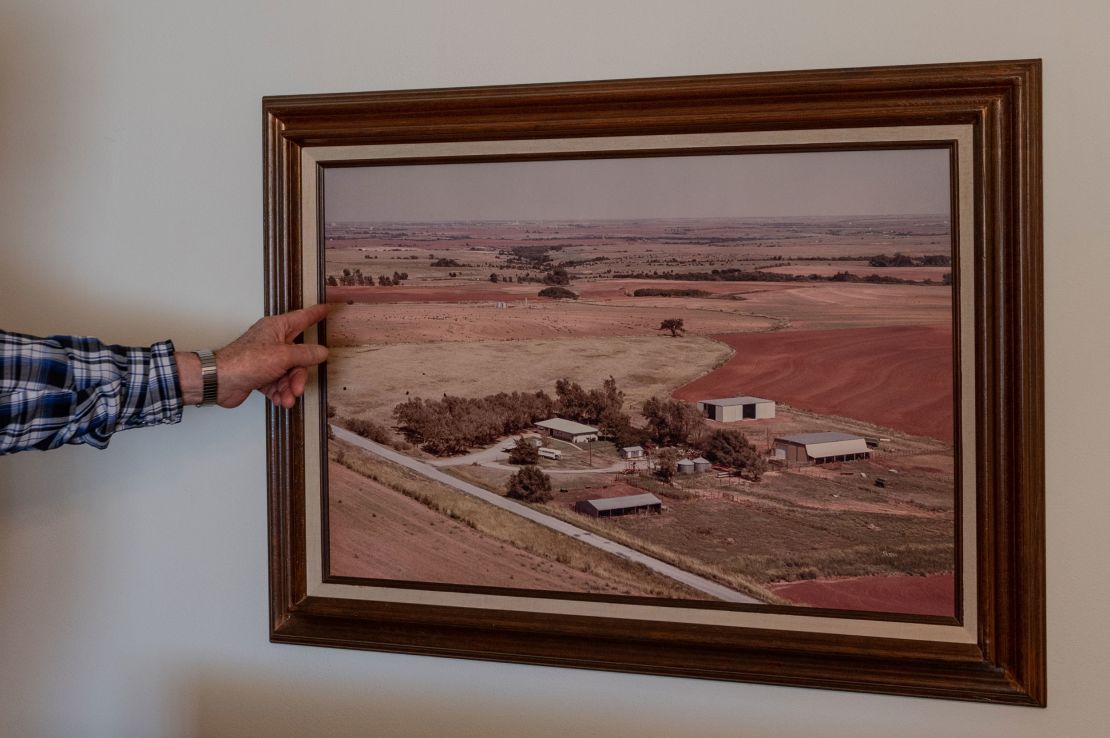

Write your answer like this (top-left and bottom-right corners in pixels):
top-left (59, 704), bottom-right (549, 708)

top-left (264, 59), bottom-right (1044, 704)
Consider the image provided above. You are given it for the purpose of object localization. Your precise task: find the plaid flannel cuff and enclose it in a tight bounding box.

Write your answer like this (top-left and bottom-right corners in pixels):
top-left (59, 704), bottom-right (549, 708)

top-left (117, 339), bottom-right (184, 430)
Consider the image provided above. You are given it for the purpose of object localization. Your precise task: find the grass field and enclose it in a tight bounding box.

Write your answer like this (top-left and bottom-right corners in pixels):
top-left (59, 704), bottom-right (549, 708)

top-left (327, 334), bottom-right (732, 431)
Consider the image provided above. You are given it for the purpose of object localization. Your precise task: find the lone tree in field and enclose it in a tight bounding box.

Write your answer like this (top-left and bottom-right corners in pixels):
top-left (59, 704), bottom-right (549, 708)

top-left (489, 272), bottom-right (500, 283)
top-left (659, 318), bottom-right (685, 337)
top-left (700, 428), bottom-right (767, 481)
top-left (654, 448), bottom-right (681, 482)
top-left (506, 465), bottom-right (553, 502)
top-left (507, 437), bottom-right (540, 465)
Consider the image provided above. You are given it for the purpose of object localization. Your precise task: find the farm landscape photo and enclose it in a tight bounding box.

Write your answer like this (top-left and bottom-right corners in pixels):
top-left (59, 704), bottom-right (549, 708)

top-left (320, 149), bottom-right (958, 617)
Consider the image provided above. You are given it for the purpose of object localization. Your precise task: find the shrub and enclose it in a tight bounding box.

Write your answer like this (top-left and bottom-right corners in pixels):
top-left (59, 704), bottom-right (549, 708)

top-left (632, 288), bottom-right (710, 297)
top-left (542, 267), bottom-right (571, 285)
top-left (654, 448), bottom-right (680, 482)
top-left (508, 437), bottom-right (540, 465)
top-left (700, 428), bottom-right (766, 481)
top-left (506, 465), bottom-right (553, 502)
top-left (538, 286), bottom-right (578, 299)
top-left (340, 416), bottom-right (393, 446)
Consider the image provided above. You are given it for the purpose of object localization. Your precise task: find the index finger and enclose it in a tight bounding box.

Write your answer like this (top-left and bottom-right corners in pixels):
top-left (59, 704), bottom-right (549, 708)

top-left (280, 303), bottom-right (333, 341)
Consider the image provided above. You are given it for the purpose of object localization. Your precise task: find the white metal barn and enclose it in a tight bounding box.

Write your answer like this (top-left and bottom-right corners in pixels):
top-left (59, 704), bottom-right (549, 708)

top-left (697, 396), bottom-right (776, 422)
top-left (772, 432), bottom-right (871, 464)
top-left (535, 418), bottom-right (599, 444)
top-left (620, 445), bottom-right (645, 459)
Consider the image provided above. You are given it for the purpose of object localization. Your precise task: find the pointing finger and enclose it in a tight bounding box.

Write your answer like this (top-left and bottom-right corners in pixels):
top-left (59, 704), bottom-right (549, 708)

top-left (279, 304), bottom-right (333, 341)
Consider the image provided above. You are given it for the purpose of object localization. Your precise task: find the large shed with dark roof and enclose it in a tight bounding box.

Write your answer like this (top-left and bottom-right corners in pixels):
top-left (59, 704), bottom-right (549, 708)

top-left (575, 493), bottom-right (662, 518)
top-left (772, 432), bottom-right (871, 464)
top-left (535, 417), bottom-right (599, 443)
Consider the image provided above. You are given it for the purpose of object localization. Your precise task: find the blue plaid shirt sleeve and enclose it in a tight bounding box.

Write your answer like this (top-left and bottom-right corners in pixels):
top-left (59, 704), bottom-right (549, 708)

top-left (0, 330), bottom-right (184, 454)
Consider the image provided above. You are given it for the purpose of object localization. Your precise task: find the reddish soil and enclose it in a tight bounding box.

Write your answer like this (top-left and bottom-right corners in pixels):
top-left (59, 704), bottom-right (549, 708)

top-left (328, 285), bottom-right (527, 304)
top-left (674, 325), bottom-right (954, 443)
top-left (770, 573), bottom-right (955, 616)
top-left (327, 279), bottom-right (797, 305)
top-left (737, 284), bottom-right (952, 331)
top-left (327, 461), bottom-right (645, 594)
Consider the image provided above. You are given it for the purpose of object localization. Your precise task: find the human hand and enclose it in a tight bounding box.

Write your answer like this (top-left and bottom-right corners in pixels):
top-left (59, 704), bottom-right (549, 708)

top-left (177, 304), bottom-right (331, 409)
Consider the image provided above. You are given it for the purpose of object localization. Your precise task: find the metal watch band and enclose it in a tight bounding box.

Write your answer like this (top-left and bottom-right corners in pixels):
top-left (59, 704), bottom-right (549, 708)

top-left (196, 350), bottom-right (218, 407)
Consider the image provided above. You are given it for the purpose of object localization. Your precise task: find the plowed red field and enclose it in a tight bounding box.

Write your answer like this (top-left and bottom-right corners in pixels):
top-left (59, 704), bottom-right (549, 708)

top-left (326, 279), bottom-right (797, 305)
top-left (770, 573), bottom-right (955, 616)
top-left (673, 324), bottom-right (954, 443)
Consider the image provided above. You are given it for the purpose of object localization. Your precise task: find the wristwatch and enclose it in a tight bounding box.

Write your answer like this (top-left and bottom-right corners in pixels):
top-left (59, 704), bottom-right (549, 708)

top-left (196, 350), bottom-right (219, 406)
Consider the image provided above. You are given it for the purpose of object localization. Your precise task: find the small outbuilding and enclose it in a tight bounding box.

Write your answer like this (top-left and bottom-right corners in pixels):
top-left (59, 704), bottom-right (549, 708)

top-left (697, 396), bottom-right (776, 422)
top-left (692, 457), bottom-right (712, 473)
top-left (575, 493), bottom-right (662, 518)
top-left (620, 445), bottom-right (645, 459)
top-left (677, 459), bottom-right (697, 474)
top-left (535, 418), bottom-right (599, 444)
top-left (772, 432), bottom-right (871, 464)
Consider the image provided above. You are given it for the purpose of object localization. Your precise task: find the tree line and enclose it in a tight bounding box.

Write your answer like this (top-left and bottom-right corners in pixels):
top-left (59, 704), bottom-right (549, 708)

top-left (613, 268), bottom-right (944, 286)
top-left (868, 252), bottom-right (951, 267)
top-left (393, 377), bottom-right (626, 456)
top-left (393, 375), bottom-right (766, 481)
top-left (327, 268), bottom-right (408, 287)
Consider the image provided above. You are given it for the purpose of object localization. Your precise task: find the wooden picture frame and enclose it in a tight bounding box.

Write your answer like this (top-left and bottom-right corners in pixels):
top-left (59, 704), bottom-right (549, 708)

top-left (263, 59), bottom-right (1044, 704)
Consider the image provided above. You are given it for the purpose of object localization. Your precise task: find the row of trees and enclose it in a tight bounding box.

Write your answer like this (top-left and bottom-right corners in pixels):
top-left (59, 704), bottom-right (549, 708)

top-left (868, 252), bottom-right (951, 267)
top-left (612, 268), bottom-right (934, 286)
top-left (326, 268), bottom-right (409, 287)
top-left (393, 377), bottom-right (631, 456)
top-left (538, 286), bottom-right (577, 299)
top-left (393, 390), bottom-right (554, 456)
top-left (395, 374), bottom-right (765, 480)
top-left (650, 429), bottom-right (765, 482)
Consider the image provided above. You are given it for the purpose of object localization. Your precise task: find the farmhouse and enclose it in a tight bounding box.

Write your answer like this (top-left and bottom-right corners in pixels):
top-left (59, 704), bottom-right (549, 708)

top-left (697, 396), bottom-right (776, 422)
top-left (535, 417), bottom-right (599, 444)
top-left (575, 493), bottom-right (662, 518)
top-left (620, 445), bottom-right (645, 459)
top-left (772, 432), bottom-right (871, 464)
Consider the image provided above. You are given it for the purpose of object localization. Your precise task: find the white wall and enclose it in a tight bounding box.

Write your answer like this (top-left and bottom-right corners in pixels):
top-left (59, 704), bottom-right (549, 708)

top-left (1, 1), bottom-right (1107, 735)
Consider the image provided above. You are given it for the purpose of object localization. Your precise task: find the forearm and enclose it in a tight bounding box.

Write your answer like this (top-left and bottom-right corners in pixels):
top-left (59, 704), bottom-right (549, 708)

top-left (0, 330), bottom-right (184, 454)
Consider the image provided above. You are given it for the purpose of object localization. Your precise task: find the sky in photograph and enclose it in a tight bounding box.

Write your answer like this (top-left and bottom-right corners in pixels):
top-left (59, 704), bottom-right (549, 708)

top-left (324, 148), bottom-right (950, 222)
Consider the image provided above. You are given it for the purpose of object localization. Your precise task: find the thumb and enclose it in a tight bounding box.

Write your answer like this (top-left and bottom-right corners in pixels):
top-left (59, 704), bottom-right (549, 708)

top-left (279, 343), bottom-right (329, 369)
